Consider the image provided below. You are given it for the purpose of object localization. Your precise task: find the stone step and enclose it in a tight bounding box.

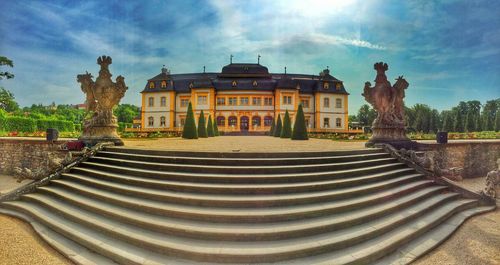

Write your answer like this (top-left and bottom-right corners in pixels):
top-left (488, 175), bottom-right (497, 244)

top-left (77, 161), bottom-right (407, 184)
top-left (51, 173), bottom-right (425, 208)
top-left (64, 167), bottom-right (416, 195)
top-left (95, 150), bottom-right (392, 166)
top-left (103, 146), bottom-right (385, 158)
top-left (23, 185), bottom-right (451, 241)
top-left (38, 179), bottom-right (434, 223)
top-left (2, 196), bottom-right (477, 263)
top-left (88, 156), bottom-right (398, 174)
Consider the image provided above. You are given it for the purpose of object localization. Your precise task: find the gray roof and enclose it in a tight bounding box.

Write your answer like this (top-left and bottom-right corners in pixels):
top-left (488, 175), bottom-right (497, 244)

top-left (141, 64), bottom-right (348, 95)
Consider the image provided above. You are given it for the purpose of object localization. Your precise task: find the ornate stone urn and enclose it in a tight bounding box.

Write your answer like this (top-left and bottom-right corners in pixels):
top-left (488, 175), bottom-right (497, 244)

top-left (362, 62), bottom-right (414, 147)
top-left (77, 56), bottom-right (128, 146)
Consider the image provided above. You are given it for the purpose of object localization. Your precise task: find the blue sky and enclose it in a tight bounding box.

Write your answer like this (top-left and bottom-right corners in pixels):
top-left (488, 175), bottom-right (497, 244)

top-left (0, 0), bottom-right (499, 114)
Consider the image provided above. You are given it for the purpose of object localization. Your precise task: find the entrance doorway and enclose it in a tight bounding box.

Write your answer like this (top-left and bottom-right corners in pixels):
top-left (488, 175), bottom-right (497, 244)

top-left (240, 116), bottom-right (249, 131)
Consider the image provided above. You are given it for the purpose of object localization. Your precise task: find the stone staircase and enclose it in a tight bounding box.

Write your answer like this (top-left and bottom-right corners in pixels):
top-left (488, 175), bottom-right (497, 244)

top-left (0, 147), bottom-right (495, 265)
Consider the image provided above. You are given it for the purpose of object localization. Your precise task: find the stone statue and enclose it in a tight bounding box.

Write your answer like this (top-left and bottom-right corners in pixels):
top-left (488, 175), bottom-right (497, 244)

top-left (363, 62), bottom-right (412, 147)
top-left (483, 158), bottom-right (500, 198)
top-left (77, 56), bottom-right (127, 146)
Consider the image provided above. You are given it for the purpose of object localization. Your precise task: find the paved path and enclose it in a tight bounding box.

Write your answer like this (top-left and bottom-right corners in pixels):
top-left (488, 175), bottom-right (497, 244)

top-left (123, 136), bottom-right (368, 152)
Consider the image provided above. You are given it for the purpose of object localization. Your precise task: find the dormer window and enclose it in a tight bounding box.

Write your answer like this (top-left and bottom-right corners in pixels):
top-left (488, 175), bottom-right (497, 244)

top-left (336, 83), bottom-right (342, 90)
top-left (253, 80), bottom-right (257, 87)
top-left (232, 81), bottom-right (237, 87)
top-left (323, 82), bottom-right (329, 89)
top-left (149, 82), bottom-right (155, 89)
top-left (161, 80), bottom-right (167, 88)
top-left (189, 82), bottom-right (194, 88)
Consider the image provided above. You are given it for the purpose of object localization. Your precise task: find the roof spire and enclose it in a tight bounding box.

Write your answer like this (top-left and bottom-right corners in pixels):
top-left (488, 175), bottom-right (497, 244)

top-left (203, 65), bottom-right (206, 73)
top-left (258, 54), bottom-right (261, 64)
top-left (161, 65), bottom-right (170, 74)
top-left (284, 66), bottom-right (287, 74)
top-left (230, 54), bottom-right (233, 64)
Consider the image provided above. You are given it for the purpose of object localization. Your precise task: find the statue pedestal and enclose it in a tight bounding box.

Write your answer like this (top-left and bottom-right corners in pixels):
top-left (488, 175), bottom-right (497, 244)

top-left (366, 123), bottom-right (416, 149)
top-left (79, 124), bottom-right (124, 146)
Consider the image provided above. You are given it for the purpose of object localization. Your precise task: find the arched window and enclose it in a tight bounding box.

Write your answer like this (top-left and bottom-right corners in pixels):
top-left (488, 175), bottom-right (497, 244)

top-left (160, 116), bottom-right (166, 126)
top-left (148, 117), bottom-right (154, 127)
top-left (161, 80), bottom-right (167, 88)
top-left (217, 116), bottom-right (225, 126)
top-left (232, 81), bottom-right (237, 87)
top-left (160, 97), bottom-right (166, 107)
top-left (148, 97), bottom-right (154, 107)
top-left (252, 116), bottom-right (261, 127)
top-left (228, 116), bottom-right (237, 127)
top-left (323, 97), bottom-right (330, 108)
top-left (335, 98), bottom-right (342, 108)
top-left (252, 80), bottom-right (258, 86)
top-left (336, 118), bottom-right (342, 128)
top-left (264, 116), bottom-right (273, 126)
top-left (149, 82), bottom-right (155, 89)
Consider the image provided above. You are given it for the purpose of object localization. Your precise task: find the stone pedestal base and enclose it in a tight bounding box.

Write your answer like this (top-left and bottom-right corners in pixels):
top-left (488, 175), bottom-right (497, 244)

top-left (366, 125), bottom-right (416, 149)
top-left (79, 124), bottom-right (124, 146)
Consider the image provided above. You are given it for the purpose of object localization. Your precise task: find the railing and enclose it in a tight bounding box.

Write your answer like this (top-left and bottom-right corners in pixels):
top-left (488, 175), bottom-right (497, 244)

top-left (125, 127), bottom-right (364, 134)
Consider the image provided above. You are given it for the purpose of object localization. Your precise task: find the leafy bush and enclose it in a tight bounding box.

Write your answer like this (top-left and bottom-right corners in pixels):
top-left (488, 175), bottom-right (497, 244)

top-left (182, 102), bottom-right (198, 139)
top-left (36, 119), bottom-right (75, 132)
top-left (274, 114), bottom-right (282, 137)
top-left (280, 110), bottom-right (292, 138)
top-left (3, 116), bottom-right (37, 132)
top-left (118, 122), bottom-right (133, 132)
top-left (207, 115), bottom-right (215, 137)
top-left (197, 110), bottom-right (208, 138)
top-left (292, 105), bottom-right (308, 140)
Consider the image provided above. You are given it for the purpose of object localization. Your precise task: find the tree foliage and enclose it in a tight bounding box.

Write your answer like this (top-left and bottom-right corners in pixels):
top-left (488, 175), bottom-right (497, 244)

top-left (114, 104), bottom-right (140, 123)
top-left (197, 110), bottom-right (208, 138)
top-left (207, 115), bottom-right (215, 137)
top-left (292, 104), bottom-right (308, 140)
top-left (0, 56), bottom-right (14, 80)
top-left (273, 114), bottom-right (282, 137)
top-left (0, 87), bottom-right (19, 112)
top-left (213, 118), bottom-right (220, 136)
top-left (280, 110), bottom-right (292, 138)
top-left (269, 117), bottom-right (275, 136)
top-left (182, 102), bottom-right (198, 139)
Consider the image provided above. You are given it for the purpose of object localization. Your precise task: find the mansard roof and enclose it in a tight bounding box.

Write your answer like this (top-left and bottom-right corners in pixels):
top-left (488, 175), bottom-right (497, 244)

top-left (141, 64), bottom-right (349, 95)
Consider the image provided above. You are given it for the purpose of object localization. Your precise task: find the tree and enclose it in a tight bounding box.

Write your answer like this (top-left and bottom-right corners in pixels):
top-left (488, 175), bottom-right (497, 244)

top-left (213, 118), bottom-right (220, 136)
top-left (481, 100), bottom-right (498, 131)
top-left (269, 117), bottom-right (275, 136)
top-left (207, 115), bottom-right (215, 137)
top-left (441, 110), bottom-right (454, 132)
top-left (0, 88), bottom-right (19, 112)
top-left (182, 102), bottom-right (198, 139)
top-left (292, 104), bottom-right (308, 140)
top-left (280, 110), bottom-right (292, 138)
top-left (197, 110), bottom-right (208, 138)
top-left (453, 101), bottom-right (468, 132)
top-left (357, 104), bottom-right (376, 126)
top-left (465, 100), bottom-right (481, 132)
top-left (495, 109), bottom-right (500, 132)
top-left (273, 114), bottom-right (282, 137)
top-left (0, 56), bottom-right (14, 80)
top-left (114, 104), bottom-right (140, 123)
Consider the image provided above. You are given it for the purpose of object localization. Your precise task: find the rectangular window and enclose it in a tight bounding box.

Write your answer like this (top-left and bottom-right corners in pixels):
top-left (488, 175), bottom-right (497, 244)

top-left (324, 98), bottom-right (330, 108)
top-left (240, 97), bottom-right (249, 105)
top-left (305, 117), bottom-right (310, 127)
top-left (217, 97), bottom-right (226, 105)
top-left (301, 99), bottom-right (309, 108)
top-left (197, 95), bottom-right (207, 105)
top-left (336, 118), bottom-right (342, 128)
top-left (180, 99), bottom-right (189, 108)
top-left (180, 118), bottom-right (185, 126)
top-left (160, 97), bottom-right (166, 107)
top-left (323, 118), bottom-right (330, 128)
top-left (283, 96), bottom-right (292, 105)
top-left (252, 97), bottom-right (262, 106)
top-left (228, 97), bottom-right (237, 106)
top-left (264, 97), bottom-right (273, 106)
top-left (148, 97), bottom-right (154, 107)
top-left (335, 98), bottom-right (342, 108)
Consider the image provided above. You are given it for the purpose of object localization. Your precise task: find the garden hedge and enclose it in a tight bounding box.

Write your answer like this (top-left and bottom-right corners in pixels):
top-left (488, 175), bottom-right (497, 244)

top-left (182, 102), bottom-right (198, 139)
top-left (292, 104), bottom-right (308, 140)
top-left (280, 110), bottom-right (292, 138)
top-left (274, 114), bottom-right (282, 137)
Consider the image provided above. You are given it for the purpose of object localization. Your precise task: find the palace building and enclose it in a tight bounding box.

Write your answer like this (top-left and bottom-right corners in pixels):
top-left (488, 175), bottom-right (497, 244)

top-left (138, 62), bottom-right (349, 133)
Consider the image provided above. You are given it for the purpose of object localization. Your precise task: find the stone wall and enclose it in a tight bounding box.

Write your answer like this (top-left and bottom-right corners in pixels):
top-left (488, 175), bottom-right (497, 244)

top-left (0, 139), bottom-right (69, 175)
top-left (417, 141), bottom-right (500, 178)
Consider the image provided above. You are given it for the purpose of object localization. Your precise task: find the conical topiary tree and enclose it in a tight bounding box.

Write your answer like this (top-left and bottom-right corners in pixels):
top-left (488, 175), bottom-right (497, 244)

top-left (182, 102), bottom-right (198, 139)
top-left (207, 115), bottom-right (215, 137)
top-left (292, 104), bottom-right (308, 140)
top-left (197, 110), bottom-right (208, 138)
top-left (213, 118), bottom-right (220, 136)
top-left (273, 114), bottom-right (282, 137)
top-left (269, 117), bottom-right (275, 136)
top-left (280, 110), bottom-right (292, 138)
